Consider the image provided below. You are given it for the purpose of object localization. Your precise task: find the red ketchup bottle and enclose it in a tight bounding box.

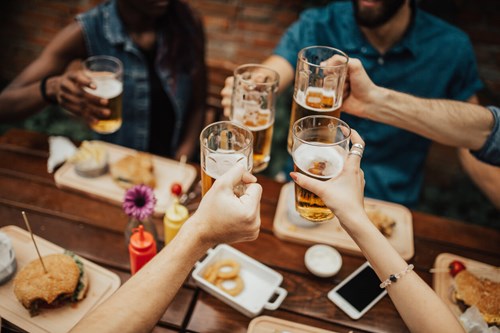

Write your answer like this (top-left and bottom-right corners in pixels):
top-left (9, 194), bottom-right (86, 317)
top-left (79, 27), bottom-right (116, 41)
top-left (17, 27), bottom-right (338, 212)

top-left (128, 225), bottom-right (157, 275)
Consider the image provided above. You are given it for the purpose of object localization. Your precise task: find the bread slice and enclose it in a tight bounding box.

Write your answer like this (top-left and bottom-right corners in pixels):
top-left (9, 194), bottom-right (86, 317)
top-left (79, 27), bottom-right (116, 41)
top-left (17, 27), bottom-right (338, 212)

top-left (109, 152), bottom-right (156, 189)
top-left (454, 270), bottom-right (500, 325)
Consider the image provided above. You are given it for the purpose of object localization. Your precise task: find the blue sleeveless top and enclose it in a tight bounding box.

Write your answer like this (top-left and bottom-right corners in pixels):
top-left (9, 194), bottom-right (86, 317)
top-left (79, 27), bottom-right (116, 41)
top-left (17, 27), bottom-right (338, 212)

top-left (76, 0), bottom-right (193, 153)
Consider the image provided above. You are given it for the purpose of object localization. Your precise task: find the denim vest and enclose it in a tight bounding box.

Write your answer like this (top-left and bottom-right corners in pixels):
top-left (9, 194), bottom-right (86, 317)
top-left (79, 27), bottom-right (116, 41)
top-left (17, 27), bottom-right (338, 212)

top-left (76, 0), bottom-right (192, 153)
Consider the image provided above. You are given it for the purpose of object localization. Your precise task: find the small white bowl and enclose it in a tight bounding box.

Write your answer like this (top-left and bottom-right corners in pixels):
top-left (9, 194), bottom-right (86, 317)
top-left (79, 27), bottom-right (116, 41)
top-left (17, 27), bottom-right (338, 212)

top-left (0, 232), bottom-right (17, 285)
top-left (305, 244), bottom-right (342, 278)
top-left (192, 244), bottom-right (287, 318)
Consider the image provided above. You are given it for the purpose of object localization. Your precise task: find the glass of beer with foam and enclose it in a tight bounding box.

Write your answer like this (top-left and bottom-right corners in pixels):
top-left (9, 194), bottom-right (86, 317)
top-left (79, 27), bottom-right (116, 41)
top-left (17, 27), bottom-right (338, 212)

top-left (230, 64), bottom-right (279, 173)
top-left (200, 121), bottom-right (253, 196)
top-left (83, 55), bottom-right (123, 134)
top-left (287, 46), bottom-right (348, 152)
top-left (292, 115), bottom-right (351, 222)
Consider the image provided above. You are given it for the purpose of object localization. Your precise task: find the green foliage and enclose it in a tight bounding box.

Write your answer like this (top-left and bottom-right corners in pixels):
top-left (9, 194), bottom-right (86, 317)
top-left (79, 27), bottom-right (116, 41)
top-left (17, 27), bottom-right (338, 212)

top-left (0, 105), bottom-right (94, 141)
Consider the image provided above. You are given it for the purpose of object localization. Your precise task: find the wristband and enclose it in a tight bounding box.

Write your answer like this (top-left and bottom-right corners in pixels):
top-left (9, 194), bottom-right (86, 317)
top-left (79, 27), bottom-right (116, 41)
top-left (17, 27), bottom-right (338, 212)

top-left (40, 76), bottom-right (57, 104)
top-left (380, 264), bottom-right (414, 288)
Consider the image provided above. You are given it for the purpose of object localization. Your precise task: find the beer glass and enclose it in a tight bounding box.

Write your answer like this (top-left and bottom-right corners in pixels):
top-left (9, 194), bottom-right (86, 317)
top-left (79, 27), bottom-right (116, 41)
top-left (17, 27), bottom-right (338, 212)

top-left (292, 115), bottom-right (350, 222)
top-left (230, 64), bottom-right (279, 173)
top-left (83, 55), bottom-right (123, 134)
top-left (200, 121), bottom-right (253, 196)
top-left (287, 46), bottom-right (348, 152)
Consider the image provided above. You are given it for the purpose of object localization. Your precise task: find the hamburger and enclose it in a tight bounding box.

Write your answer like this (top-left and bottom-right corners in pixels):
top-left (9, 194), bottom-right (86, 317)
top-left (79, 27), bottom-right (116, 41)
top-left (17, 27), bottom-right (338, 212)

top-left (13, 252), bottom-right (89, 316)
top-left (454, 269), bottom-right (500, 325)
top-left (109, 153), bottom-right (156, 189)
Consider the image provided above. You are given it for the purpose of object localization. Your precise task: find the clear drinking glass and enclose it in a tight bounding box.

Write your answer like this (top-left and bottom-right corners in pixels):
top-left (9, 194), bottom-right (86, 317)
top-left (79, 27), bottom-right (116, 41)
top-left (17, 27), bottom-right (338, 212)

top-left (287, 46), bottom-right (349, 152)
top-left (230, 64), bottom-right (279, 173)
top-left (292, 115), bottom-right (351, 222)
top-left (83, 55), bottom-right (124, 134)
top-left (200, 121), bottom-right (253, 196)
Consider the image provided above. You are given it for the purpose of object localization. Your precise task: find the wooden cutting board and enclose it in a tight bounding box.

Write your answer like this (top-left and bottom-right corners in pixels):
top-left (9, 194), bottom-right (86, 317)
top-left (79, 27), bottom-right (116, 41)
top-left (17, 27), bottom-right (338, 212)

top-left (273, 182), bottom-right (414, 260)
top-left (54, 141), bottom-right (197, 217)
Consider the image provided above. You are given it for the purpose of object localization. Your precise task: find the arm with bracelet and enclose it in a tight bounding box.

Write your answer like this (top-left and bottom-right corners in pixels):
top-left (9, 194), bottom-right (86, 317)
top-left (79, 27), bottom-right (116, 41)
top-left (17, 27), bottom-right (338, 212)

top-left (0, 22), bottom-right (109, 124)
top-left (290, 129), bottom-right (464, 333)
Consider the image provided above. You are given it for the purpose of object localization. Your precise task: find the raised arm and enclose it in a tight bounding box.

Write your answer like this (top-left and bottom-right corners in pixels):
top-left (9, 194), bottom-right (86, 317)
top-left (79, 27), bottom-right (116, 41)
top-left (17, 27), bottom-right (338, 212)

top-left (70, 163), bottom-right (262, 333)
top-left (0, 22), bottom-right (109, 124)
top-left (290, 130), bottom-right (464, 333)
top-left (343, 58), bottom-right (493, 151)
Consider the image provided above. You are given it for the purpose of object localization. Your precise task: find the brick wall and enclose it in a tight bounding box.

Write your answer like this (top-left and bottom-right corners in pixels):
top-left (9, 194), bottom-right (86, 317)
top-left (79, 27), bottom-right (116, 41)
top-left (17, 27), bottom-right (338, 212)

top-left (1, 0), bottom-right (499, 104)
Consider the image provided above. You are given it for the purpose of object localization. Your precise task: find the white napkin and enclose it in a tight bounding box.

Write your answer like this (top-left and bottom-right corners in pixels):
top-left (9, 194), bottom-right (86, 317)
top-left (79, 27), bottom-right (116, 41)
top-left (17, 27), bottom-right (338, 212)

top-left (47, 136), bottom-right (77, 173)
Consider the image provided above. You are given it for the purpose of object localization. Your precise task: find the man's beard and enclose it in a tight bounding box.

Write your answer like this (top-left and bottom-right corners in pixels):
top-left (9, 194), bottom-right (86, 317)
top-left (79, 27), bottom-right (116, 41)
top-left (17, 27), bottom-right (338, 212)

top-left (353, 0), bottom-right (406, 28)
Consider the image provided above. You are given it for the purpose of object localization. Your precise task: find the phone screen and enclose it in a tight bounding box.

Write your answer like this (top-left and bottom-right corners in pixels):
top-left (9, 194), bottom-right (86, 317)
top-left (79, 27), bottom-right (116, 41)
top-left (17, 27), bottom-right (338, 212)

top-left (335, 265), bottom-right (384, 312)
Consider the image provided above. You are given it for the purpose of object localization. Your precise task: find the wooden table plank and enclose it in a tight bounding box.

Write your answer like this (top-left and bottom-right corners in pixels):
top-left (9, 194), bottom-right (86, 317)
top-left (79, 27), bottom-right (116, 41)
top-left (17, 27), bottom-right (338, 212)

top-left (1, 128), bottom-right (498, 333)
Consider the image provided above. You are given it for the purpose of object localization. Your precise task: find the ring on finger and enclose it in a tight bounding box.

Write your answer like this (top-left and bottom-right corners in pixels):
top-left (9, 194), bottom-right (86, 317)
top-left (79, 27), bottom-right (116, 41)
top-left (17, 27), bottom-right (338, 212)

top-left (348, 150), bottom-right (363, 158)
top-left (352, 143), bottom-right (364, 151)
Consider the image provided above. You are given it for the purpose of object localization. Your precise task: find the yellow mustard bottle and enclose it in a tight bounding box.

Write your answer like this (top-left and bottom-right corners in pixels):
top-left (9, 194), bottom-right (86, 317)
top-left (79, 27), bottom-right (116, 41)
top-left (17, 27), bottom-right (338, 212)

top-left (164, 198), bottom-right (189, 245)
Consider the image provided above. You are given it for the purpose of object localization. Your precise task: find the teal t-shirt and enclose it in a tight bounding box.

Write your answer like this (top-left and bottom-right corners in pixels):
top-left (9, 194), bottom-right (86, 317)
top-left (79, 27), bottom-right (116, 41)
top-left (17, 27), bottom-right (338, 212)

top-left (274, 1), bottom-right (483, 207)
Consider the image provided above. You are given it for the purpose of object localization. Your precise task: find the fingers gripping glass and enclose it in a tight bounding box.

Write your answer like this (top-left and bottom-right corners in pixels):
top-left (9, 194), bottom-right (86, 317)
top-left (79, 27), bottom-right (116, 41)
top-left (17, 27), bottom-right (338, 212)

top-left (292, 115), bottom-right (351, 223)
top-left (83, 55), bottom-right (124, 134)
top-left (200, 121), bottom-right (253, 196)
top-left (230, 64), bottom-right (280, 173)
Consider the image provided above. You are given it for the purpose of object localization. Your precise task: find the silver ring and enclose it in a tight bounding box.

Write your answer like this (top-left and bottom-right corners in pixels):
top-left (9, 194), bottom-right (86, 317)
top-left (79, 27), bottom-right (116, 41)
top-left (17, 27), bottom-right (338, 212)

top-left (352, 143), bottom-right (364, 151)
top-left (348, 150), bottom-right (363, 158)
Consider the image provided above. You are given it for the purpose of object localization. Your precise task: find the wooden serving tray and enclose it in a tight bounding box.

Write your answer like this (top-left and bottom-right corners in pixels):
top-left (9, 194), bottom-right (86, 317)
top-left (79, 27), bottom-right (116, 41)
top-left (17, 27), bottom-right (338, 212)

top-left (273, 182), bottom-right (414, 260)
top-left (54, 141), bottom-right (197, 217)
top-left (247, 315), bottom-right (337, 333)
top-left (0, 225), bottom-right (121, 333)
top-left (433, 253), bottom-right (500, 319)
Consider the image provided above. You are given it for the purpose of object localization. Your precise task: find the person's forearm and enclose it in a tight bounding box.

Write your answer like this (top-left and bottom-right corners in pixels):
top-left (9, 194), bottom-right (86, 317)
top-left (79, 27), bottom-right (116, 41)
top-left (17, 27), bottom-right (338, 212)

top-left (262, 55), bottom-right (294, 94)
top-left (0, 81), bottom-right (52, 121)
top-left (459, 149), bottom-right (500, 208)
top-left (70, 216), bottom-right (211, 333)
top-left (367, 88), bottom-right (493, 150)
top-left (340, 212), bottom-right (464, 333)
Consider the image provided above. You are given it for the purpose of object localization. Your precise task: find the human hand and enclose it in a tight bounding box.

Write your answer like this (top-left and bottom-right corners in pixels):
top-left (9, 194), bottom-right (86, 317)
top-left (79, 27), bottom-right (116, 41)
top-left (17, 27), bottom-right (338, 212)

top-left (191, 162), bottom-right (262, 246)
top-left (341, 58), bottom-right (382, 119)
top-left (220, 76), bottom-right (234, 118)
top-left (290, 129), bottom-right (366, 225)
top-left (52, 69), bottom-right (110, 124)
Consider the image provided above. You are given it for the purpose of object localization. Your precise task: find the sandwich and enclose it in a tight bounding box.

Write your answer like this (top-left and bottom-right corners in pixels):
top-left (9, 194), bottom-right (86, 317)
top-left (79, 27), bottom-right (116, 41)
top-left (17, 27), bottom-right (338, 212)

top-left (366, 208), bottom-right (396, 237)
top-left (454, 269), bottom-right (500, 325)
top-left (109, 152), bottom-right (156, 189)
top-left (13, 252), bottom-right (89, 316)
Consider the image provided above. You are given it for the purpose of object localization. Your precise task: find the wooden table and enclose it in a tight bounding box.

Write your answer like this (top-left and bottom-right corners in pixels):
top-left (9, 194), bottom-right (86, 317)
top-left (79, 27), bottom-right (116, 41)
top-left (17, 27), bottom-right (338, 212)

top-left (0, 128), bottom-right (498, 333)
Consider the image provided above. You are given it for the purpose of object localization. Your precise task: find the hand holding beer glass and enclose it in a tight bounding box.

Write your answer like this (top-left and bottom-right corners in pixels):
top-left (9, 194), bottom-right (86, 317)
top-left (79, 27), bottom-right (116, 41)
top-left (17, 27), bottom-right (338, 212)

top-left (200, 121), bottom-right (253, 196)
top-left (230, 64), bottom-right (279, 173)
top-left (83, 55), bottom-right (123, 134)
top-left (288, 46), bottom-right (348, 152)
top-left (292, 115), bottom-right (351, 222)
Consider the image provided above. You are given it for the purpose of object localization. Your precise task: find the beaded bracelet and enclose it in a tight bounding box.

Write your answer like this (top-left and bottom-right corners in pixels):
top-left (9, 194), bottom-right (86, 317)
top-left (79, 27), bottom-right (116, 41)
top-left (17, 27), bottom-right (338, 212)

top-left (40, 76), bottom-right (57, 104)
top-left (379, 264), bottom-right (414, 289)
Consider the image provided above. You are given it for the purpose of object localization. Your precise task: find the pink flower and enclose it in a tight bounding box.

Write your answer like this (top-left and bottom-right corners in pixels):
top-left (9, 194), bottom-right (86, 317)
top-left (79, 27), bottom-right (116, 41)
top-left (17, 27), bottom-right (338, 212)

top-left (122, 185), bottom-right (156, 220)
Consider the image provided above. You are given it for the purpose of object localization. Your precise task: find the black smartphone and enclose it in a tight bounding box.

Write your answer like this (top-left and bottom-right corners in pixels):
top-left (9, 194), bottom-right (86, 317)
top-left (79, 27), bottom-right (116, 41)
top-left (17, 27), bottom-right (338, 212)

top-left (327, 261), bottom-right (387, 319)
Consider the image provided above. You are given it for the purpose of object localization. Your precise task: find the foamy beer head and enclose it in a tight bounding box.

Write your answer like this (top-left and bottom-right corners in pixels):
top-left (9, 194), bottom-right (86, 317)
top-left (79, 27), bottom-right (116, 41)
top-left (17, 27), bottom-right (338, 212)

top-left (292, 116), bottom-right (351, 222)
top-left (230, 64), bottom-right (279, 173)
top-left (287, 46), bottom-right (348, 153)
top-left (200, 121), bottom-right (253, 196)
top-left (83, 56), bottom-right (124, 134)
